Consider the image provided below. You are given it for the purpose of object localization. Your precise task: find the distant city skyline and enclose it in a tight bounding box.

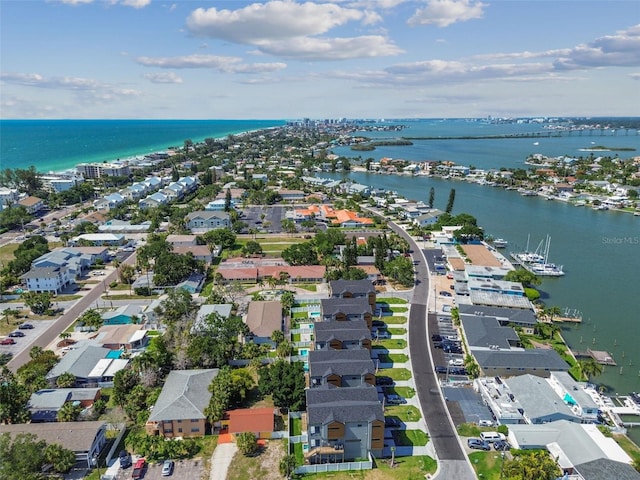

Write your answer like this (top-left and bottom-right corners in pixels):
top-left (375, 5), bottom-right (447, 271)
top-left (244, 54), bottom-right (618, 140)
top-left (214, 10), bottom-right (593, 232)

top-left (1, 0), bottom-right (639, 120)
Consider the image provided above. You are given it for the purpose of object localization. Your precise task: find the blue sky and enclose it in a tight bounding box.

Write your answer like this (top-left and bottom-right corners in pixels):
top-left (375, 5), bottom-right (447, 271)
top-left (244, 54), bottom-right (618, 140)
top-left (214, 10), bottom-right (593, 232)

top-left (1, 0), bottom-right (639, 119)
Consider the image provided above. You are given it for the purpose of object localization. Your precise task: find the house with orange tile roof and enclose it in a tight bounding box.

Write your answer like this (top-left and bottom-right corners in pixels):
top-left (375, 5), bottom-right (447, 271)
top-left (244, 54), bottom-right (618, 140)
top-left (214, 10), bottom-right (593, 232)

top-left (226, 408), bottom-right (276, 439)
top-left (331, 210), bottom-right (373, 228)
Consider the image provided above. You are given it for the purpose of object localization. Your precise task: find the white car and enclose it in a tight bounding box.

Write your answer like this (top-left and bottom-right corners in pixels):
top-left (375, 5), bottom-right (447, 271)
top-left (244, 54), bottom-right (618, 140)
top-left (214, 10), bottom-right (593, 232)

top-left (449, 358), bottom-right (464, 367)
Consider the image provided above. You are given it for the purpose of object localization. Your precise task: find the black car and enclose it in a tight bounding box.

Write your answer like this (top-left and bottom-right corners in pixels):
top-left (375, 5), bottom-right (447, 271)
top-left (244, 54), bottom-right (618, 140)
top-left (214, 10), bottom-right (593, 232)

top-left (431, 334), bottom-right (443, 342)
top-left (18, 323), bottom-right (34, 330)
top-left (375, 376), bottom-right (394, 386)
top-left (372, 320), bottom-right (386, 328)
top-left (385, 417), bottom-right (401, 429)
top-left (8, 331), bottom-right (25, 338)
top-left (493, 440), bottom-right (510, 451)
top-left (118, 450), bottom-right (132, 469)
top-left (435, 366), bottom-right (448, 374)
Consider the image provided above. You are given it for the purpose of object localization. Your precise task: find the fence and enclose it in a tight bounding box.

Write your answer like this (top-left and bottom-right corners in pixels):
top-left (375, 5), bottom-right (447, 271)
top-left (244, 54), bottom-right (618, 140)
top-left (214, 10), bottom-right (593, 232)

top-left (294, 454), bottom-right (373, 475)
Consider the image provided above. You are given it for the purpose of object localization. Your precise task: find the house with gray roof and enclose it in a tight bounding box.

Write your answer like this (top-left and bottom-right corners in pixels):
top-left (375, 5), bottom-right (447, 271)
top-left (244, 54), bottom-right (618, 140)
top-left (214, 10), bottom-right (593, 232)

top-left (192, 304), bottom-right (233, 333)
top-left (308, 349), bottom-right (375, 388)
top-left (46, 342), bottom-right (129, 387)
top-left (20, 266), bottom-right (71, 294)
top-left (0, 421), bottom-right (107, 468)
top-left (306, 384), bottom-right (384, 462)
top-left (146, 369), bottom-right (219, 438)
top-left (472, 348), bottom-right (569, 378)
top-left (329, 279), bottom-right (376, 311)
top-left (28, 388), bottom-right (101, 422)
top-left (245, 300), bottom-right (282, 345)
top-left (461, 315), bottom-right (522, 351)
top-left (547, 372), bottom-right (599, 423)
top-left (457, 304), bottom-right (538, 331)
top-left (505, 374), bottom-right (581, 424)
top-left (508, 421), bottom-right (638, 479)
top-left (314, 320), bottom-right (372, 351)
top-left (320, 297), bottom-right (373, 329)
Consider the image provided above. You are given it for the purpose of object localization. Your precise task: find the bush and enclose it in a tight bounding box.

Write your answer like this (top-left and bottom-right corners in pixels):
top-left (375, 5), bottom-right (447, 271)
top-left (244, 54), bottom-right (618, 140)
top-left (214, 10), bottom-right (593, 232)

top-left (134, 287), bottom-right (152, 296)
top-left (497, 424), bottom-right (509, 436)
top-left (109, 281), bottom-right (118, 288)
top-left (236, 432), bottom-right (258, 456)
top-left (524, 288), bottom-right (540, 301)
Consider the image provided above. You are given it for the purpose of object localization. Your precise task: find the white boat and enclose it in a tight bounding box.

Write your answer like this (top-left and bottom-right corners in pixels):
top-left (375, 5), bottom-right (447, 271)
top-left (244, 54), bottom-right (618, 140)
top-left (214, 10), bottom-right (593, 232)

top-left (511, 235), bottom-right (565, 276)
top-left (493, 238), bottom-right (508, 248)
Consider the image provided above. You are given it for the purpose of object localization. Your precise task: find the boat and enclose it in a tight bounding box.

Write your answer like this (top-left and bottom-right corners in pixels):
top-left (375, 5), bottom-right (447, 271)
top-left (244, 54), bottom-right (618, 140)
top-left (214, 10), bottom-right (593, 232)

top-left (493, 238), bottom-right (508, 248)
top-left (510, 235), bottom-right (565, 276)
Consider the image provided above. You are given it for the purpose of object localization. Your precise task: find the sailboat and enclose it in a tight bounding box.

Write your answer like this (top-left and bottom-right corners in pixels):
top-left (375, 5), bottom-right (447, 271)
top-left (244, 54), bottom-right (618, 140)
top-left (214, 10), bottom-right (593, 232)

top-left (511, 235), bottom-right (565, 276)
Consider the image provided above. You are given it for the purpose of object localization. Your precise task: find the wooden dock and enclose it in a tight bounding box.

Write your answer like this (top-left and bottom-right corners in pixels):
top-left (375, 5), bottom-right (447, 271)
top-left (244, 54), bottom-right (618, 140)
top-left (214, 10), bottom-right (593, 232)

top-left (588, 349), bottom-right (617, 366)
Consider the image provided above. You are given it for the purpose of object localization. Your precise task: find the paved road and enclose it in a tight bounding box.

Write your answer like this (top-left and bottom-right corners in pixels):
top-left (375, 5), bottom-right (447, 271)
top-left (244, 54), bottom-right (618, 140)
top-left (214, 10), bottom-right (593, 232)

top-left (387, 224), bottom-right (476, 479)
top-left (6, 252), bottom-right (137, 372)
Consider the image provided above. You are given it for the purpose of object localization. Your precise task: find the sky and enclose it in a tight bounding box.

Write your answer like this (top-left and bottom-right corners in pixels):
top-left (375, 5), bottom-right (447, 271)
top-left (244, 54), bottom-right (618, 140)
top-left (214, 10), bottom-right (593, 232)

top-left (1, 0), bottom-right (639, 120)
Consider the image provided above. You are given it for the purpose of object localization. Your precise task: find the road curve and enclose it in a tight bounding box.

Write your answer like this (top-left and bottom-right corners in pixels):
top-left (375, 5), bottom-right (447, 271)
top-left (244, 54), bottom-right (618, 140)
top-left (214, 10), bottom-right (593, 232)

top-left (7, 253), bottom-right (137, 372)
top-left (387, 223), bottom-right (476, 479)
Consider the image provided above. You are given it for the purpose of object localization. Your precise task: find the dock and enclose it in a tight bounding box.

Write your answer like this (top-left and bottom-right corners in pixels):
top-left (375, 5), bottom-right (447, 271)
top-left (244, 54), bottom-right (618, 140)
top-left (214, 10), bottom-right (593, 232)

top-left (588, 349), bottom-right (617, 366)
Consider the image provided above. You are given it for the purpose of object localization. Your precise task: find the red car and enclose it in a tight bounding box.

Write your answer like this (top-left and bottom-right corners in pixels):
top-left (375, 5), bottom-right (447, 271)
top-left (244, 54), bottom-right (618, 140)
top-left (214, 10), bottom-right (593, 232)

top-left (0, 338), bottom-right (16, 345)
top-left (132, 458), bottom-right (146, 479)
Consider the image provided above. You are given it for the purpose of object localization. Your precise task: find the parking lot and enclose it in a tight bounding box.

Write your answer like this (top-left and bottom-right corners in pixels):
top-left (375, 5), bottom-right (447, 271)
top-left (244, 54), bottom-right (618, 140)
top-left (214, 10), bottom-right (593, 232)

top-left (0, 318), bottom-right (55, 358)
top-left (241, 205), bottom-right (286, 233)
top-left (115, 458), bottom-right (204, 480)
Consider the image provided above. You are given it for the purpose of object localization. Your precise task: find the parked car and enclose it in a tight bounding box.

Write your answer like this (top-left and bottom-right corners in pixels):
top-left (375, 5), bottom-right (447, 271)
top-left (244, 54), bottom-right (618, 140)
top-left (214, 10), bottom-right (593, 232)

top-left (0, 338), bottom-right (16, 345)
top-left (385, 417), bottom-right (401, 429)
top-left (132, 458), bottom-right (146, 479)
top-left (374, 330), bottom-right (391, 339)
top-left (467, 438), bottom-right (491, 451)
top-left (18, 323), bottom-right (34, 329)
top-left (372, 320), bottom-right (386, 328)
top-left (376, 376), bottom-right (394, 386)
top-left (493, 440), bottom-right (510, 451)
top-left (386, 394), bottom-right (407, 405)
top-left (119, 450), bottom-right (132, 469)
top-left (435, 366), bottom-right (448, 374)
top-left (8, 331), bottom-right (25, 338)
top-left (161, 459), bottom-right (174, 476)
top-left (439, 290), bottom-right (453, 297)
top-left (431, 334), bottom-right (443, 342)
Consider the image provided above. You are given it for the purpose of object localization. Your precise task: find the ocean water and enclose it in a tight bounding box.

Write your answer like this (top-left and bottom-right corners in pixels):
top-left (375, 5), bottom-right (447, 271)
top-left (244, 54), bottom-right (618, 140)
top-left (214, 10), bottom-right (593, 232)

top-left (0, 119), bottom-right (285, 173)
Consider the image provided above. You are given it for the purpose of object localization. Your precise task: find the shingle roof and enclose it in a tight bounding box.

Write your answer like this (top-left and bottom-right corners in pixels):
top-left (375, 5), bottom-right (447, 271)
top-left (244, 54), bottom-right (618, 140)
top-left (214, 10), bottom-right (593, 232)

top-left (46, 343), bottom-right (111, 380)
top-left (461, 316), bottom-right (520, 349)
top-left (0, 421), bottom-right (106, 453)
top-left (329, 279), bottom-right (375, 296)
top-left (473, 349), bottom-right (569, 371)
top-left (308, 349), bottom-right (374, 378)
top-left (148, 369), bottom-right (219, 422)
top-left (314, 320), bottom-right (371, 343)
top-left (505, 374), bottom-right (579, 422)
top-left (306, 385), bottom-right (383, 425)
top-left (321, 297), bottom-right (372, 316)
top-left (457, 304), bottom-right (537, 326)
top-left (574, 458), bottom-right (640, 480)
top-left (245, 301), bottom-right (282, 338)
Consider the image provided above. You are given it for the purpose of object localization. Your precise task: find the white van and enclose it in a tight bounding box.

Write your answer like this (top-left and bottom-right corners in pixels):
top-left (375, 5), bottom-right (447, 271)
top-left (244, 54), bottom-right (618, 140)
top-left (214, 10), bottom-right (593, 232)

top-left (480, 431), bottom-right (504, 443)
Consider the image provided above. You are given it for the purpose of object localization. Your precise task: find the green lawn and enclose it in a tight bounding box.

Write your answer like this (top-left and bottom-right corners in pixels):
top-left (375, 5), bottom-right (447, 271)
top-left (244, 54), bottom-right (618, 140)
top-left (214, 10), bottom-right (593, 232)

top-left (379, 297), bottom-right (408, 304)
top-left (375, 338), bottom-right (407, 349)
top-left (389, 306), bottom-right (409, 313)
top-left (292, 440), bottom-right (304, 465)
top-left (378, 367), bottom-right (412, 381)
top-left (291, 416), bottom-right (302, 436)
top-left (383, 386), bottom-right (416, 398)
top-left (382, 316), bottom-right (408, 324)
top-left (295, 284), bottom-right (317, 292)
top-left (469, 451), bottom-right (505, 480)
top-left (457, 423), bottom-right (481, 437)
top-left (376, 353), bottom-right (409, 364)
top-left (384, 405), bottom-right (421, 422)
top-left (0, 243), bottom-right (19, 263)
top-left (302, 455), bottom-right (437, 479)
top-left (393, 429), bottom-right (429, 447)
top-left (387, 327), bottom-right (407, 336)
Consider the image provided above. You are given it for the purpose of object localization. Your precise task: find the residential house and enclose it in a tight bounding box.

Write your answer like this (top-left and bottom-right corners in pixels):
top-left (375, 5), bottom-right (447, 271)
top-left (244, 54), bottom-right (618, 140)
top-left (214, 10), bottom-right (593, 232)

top-left (166, 234), bottom-right (199, 247)
top-left (18, 196), bottom-right (44, 214)
top-left (279, 189), bottom-right (306, 201)
top-left (93, 193), bottom-right (125, 211)
top-left (101, 305), bottom-right (144, 325)
top-left (329, 279), bottom-right (377, 311)
top-left (308, 349), bottom-right (376, 388)
top-left (186, 211), bottom-right (231, 233)
top-left (472, 348), bottom-right (570, 378)
top-left (98, 220), bottom-right (152, 233)
top-left (46, 342), bottom-right (129, 387)
top-left (94, 324), bottom-right (148, 350)
top-left (226, 408), bottom-right (276, 439)
top-left (305, 385), bottom-right (384, 463)
top-left (139, 191), bottom-right (168, 209)
top-left (320, 297), bottom-right (373, 329)
top-left (331, 210), bottom-right (374, 228)
top-left (175, 272), bottom-right (206, 294)
top-left (0, 187), bottom-right (20, 208)
top-left (414, 209), bottom-right (445, 227)
top-left (69, 233), bottom-right (126, 247)
top-left (173, 245), bottom-right (215, 264)
top-left (461, 315), bottom-right (523, 351)
top-left (146, 369), bottom-right (219, 438)
top-left (20, 266), bottom-right (71, 294)
top-left (245, 300), bottom-right (282, 345)
top-left (508, 421), bottom-right (639, 480)
top-left (192, 304), bottom-right (234, 333)
top-left (314, 320), bottom-right (372, 351)
top-left (204, 199), bottom-right (230, 211)
top-left (0, 421), bottom-right (107, 468)
top-left (28, 388), bottom-right (101, 422)
top-left (457, 304), bottom-right (538, 333)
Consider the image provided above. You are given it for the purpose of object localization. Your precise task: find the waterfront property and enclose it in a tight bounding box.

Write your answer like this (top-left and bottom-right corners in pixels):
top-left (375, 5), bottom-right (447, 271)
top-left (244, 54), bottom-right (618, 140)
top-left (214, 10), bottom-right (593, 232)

top-left (471, 348), bottom-right (569, 378)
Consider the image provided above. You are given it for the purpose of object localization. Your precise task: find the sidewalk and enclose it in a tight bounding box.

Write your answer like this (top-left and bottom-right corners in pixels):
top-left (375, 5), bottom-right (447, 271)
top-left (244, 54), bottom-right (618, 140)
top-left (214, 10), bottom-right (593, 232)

top-left (209, 443), bottom-right (237, 480)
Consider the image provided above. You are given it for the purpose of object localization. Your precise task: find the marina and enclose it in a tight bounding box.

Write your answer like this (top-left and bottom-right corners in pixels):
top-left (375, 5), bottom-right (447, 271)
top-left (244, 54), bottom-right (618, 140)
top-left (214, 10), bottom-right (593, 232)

top-left (509, 235), bottom-right (565, 277)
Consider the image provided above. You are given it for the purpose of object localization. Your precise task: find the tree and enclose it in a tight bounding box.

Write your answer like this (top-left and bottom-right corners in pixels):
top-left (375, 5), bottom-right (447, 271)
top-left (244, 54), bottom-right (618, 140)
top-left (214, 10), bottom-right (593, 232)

top-left (203, 228), bottom-right (237, 250)
top-left (113, 368), bottom-right (140, 407)
top-left (0, 367), bottom-right (30, 424)
top-left (204, 367), bottom-right (253, 423)
top-left (428, 187), bottom-right (435, 207)
top-left (21, 291), bottom-right (52, 315)
top-left (501, 450), bottom-right (562, 480)
top-left (0, 432), bottom-right (49, 479)
top-left (242, 240), bottom-right (263, 257)
top-left (44, 442), bottom-right (76, 473)
top-left (281, 242), bottom-right (318, 266)
top-left (579, 358), bottom-right (604, 381)
top-left (78, 308), bottom-right (102, 329)
top-left (445, 188), bottom-right (456, 213)
top-left (504, 269), bottom-right (541, 287)
top-left (224, 188), bottom-right (232, 212)
top-left (56, 372), bottom-right (76, 388)
top-left (279, 455), bottom-right (298, 479)
top-left (271, 330), bottom-right (285, 345)
top-left (236, 432), bottom-right (258, 456)
top-left (384, 256), bottom-right (415, 287)
top-left (259, 361), bottom-right (306, 411)
top-left (119, 263), bottom-right (136, 292)
top-left (187, 313), bottom-right (248, 368)
top-left (56, 401), bottom-right (82, 422)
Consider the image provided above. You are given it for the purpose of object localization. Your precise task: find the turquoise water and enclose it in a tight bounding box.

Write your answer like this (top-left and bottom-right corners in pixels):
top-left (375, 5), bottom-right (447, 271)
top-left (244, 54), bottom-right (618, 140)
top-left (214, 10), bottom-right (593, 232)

top-left (0, 119), bottom-right (285, 172)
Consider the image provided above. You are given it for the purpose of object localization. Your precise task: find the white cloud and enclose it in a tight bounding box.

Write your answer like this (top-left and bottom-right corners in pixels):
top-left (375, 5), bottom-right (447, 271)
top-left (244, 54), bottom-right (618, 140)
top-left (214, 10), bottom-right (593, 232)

top-left (143, 72), bottom-right (183, 84)
top-left (630, 73), bottom-right (640, 80)
top-left (135, 54), bottom-right (287, 73)
top-left (553, 24), bottom-right (640, 69)
top-left (185, 0), bottom-right (398, 61)
top-left (256, 35), bottom-right (403, 60)
top-left (408, 0), bottom-right (486, 27)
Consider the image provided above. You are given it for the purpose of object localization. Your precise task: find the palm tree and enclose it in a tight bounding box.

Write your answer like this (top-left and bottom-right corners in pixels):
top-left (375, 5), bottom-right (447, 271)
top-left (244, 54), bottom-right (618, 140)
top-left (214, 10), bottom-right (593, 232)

top-left (579, 358), bottom-right (604, 382)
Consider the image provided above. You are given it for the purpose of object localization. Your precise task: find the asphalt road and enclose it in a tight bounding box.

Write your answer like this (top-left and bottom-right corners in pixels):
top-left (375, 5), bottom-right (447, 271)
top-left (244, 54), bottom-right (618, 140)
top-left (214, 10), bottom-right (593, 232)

top-left (387, 223), bottom-right (476, 479)
top-left (6, 252), bottom-right (137, 372)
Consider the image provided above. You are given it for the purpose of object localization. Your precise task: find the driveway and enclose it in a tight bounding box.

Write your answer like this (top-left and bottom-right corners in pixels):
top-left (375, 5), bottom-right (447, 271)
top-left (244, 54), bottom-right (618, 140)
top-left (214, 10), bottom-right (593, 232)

top-left (209, 442), bottom-right (237, 480)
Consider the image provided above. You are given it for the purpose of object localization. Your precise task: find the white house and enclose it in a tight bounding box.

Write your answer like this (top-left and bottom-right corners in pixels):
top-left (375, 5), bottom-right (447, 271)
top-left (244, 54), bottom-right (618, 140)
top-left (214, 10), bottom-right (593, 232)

top-left (21, 266), bottom-right (72, 294)
top-left (186, 211), bottom-right (231, 233)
